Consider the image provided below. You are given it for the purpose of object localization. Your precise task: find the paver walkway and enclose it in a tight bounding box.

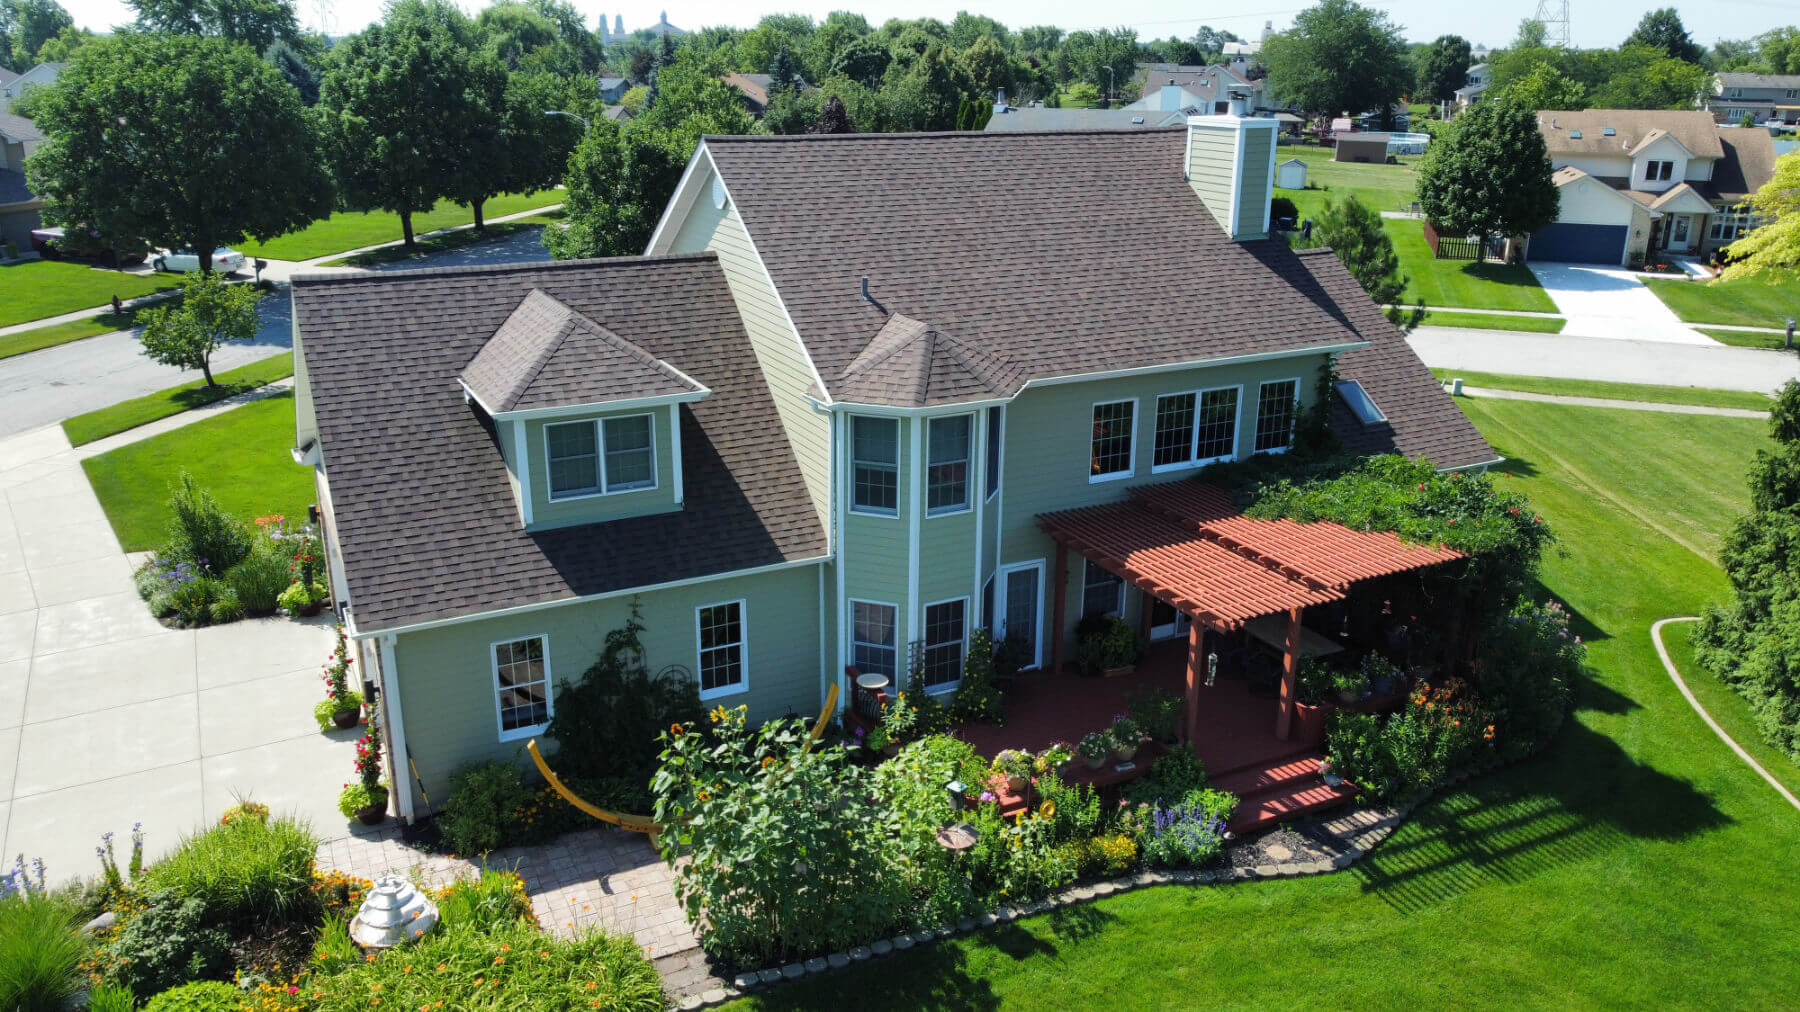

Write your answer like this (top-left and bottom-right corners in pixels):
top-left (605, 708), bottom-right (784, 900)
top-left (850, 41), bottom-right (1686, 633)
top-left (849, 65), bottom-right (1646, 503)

top-left (0, 421), bottom-right (349, 880)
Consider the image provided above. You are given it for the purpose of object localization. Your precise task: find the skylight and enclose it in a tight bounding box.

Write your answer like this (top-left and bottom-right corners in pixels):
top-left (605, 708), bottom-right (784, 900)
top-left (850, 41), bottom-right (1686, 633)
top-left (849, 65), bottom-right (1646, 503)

top-left (1335, 380), bottom-right (1387, 426)
top-left (1569, 129), bottom-right (1582, 139)
top-left (1603, 127), bottom-right (1616, 136)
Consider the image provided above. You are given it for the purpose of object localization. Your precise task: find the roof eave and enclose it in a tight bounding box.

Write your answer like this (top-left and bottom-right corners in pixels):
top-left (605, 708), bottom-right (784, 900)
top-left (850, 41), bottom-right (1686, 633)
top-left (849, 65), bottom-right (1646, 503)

top-left (481, 386), bottom-right (713, 421)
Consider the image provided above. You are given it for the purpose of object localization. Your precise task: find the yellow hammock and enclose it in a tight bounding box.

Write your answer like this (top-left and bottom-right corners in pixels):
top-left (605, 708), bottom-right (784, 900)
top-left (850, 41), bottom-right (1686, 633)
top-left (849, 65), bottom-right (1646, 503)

top-left (526, 684), bottom-right (839, 849)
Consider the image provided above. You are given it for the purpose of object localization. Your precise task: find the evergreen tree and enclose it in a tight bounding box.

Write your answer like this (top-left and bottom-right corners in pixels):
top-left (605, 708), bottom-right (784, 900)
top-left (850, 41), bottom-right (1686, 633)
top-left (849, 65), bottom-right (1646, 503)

top-left (1303, 196), bottom-right (1422, 331)
top-left (1624, 7), bottom-right (1704, 64)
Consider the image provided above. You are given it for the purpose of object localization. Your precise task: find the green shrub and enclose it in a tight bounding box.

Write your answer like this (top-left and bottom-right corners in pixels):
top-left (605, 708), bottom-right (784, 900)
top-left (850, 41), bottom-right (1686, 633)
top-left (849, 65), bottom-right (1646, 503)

top-left (1137, 789), bottom-right (1236, 869)
top-left (1127, 688), bottom-right (1183, 743)
top-left (208, 583), bottom-right (244, 623)
top-left (145, 980), bottom-right (244, 1011)
top-left (167, 574), bottom-right (219, 626)
top-left (140, 816), bottom-right (319, 931)
top-left (436, 869), bottom-right (535, 933)
top-left (1064, 833), bottom-right (1139, 877)
top-left (1122, 746), bottom-right (1208, 806)
top-left (0, 892), bottom-right (86, 1012)
top-left (1074, 615), bottom-right (1144, 673)
top-left (1326, 680), bottom-right (1491, 801)
top-left (100, 889), bottom-right (231, 997)
top-left (949, 628), bottom-right (1005, 724)
top-left (306, 914), bottom-right (361, 977)
top-left (300, 921), bottom-right (662, 1012)
top-left (84, 986), bottom-right (135, 1012)
top-left (276, 580), bottom-right (326, 614)
top-left (870, 735), bottom-right (988, 925)
top-left (225, 541), bottom-right (291, 616)
top-left (439, 760), bottom-right (529, 856)
top-left (163, 471), bottom-right (251, 574)
top-left (1036, 771), bottom-right (1104, 845)
top-left (1473, 598), bottom-right (1580, 757)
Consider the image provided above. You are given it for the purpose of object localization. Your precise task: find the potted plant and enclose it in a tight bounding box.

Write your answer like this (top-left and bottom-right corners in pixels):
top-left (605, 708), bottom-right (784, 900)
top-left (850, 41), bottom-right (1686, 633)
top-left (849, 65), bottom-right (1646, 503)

top-left (1292, 658), bottom-right (1337, 746)
top-left (341, 699), bottom-right (388, 825)
top-left (1332, 666), bottom-right (1370, 704)
top-left (878, 694), bottom-right (918, 756)
top-left (315, 625), bottom-right (362, 730)
top-left (1078, 731), bottom-right (1111, 770)
top-left (280, 532), bottom-right (328, 617)
top-left (1035, 743), bottom-right (1074, 777)
top-left (1110, 715), bottom-right (1143, 762)
top-left (1074, 615), bottom-right (1145, 677)
top-left (993, 749), bottom-right (1033, 794)
top-left (1128, 688), bottom-right (1183, 745)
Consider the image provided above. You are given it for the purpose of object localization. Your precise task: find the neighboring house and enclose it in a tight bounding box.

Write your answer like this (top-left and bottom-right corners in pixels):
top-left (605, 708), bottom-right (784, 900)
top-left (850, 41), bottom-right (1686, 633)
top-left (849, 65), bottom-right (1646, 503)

top-left (985, 107), bottom-right (1186, 132)
top-left (1130, 62), bottom-right (1284, 116)
top-left (599, 104), bottom-right (633, 123)
top-left (0, 110), bottom-right (44, 254)
top-left (596, 76), bottom-right (629, 103)
top-left (1529, 109), bottom-right (1779, 265)
top-left (0, 62), bottom-right (62, 107)
top-left (1704, 73), bottom-right (1800, 125)
top-left (291, 119), bottom-right (1495, 819)
top-left (723, 73), bottom-right (777, 117)
top-left (1454, 63), bottom-right (1490, 113)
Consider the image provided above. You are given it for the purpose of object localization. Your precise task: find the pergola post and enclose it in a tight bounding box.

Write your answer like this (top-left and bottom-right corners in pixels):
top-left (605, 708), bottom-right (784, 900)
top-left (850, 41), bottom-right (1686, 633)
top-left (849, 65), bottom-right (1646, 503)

top-left (1276, 607), bottom-right (1301, 740)
top-left (1049, 543), bottom-right (1069, 675)
top-left (1185, 618), bottom-right (1204, 744)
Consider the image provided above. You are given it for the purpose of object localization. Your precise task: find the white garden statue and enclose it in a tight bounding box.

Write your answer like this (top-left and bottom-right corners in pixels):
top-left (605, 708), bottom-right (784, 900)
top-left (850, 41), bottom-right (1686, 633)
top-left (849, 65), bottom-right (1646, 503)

top-left (350, 874), bottom-right (439, 948)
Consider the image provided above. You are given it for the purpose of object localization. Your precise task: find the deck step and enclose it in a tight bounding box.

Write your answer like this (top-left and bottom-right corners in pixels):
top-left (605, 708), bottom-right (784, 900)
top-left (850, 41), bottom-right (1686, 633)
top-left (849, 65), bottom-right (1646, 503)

top-left (1211, 756), bottom-right (1324, 799)
top-left (1226, 778), bottom-right (1357, 835)
top-left (1208, 746), bottom-right (1320, 782)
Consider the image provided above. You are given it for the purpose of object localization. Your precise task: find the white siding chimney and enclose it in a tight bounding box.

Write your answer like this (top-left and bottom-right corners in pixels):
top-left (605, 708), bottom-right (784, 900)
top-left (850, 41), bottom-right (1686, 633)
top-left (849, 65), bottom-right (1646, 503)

top-left (1184, 113), bottom-right (1280, 241)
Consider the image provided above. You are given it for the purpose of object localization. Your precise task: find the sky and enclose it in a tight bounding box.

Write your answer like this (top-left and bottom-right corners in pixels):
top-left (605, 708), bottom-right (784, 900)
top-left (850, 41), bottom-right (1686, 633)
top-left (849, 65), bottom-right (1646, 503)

top-left (57, 0), bottom-right (1798, 51)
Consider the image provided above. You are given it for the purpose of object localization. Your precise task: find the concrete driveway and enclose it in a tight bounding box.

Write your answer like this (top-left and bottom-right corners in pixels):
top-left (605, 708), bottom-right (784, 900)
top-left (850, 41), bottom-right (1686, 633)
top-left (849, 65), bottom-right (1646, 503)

top-left (0, 424), bottom-right (356, 880)
top-left (1527, 262), bottom-right (1714, 345)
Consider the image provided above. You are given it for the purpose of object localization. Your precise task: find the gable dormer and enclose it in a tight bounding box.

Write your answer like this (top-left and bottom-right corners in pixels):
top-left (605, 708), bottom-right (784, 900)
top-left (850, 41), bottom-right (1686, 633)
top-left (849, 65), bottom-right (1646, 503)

top-left (460, 289), bottom-right (710, 530)
top-left (1626, 130), bottom-right (1694, 192)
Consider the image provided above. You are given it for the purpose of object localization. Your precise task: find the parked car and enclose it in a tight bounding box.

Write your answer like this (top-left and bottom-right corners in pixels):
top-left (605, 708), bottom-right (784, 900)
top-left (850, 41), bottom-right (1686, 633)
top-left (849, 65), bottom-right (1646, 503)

top-left (152, 246), bottom-right (247, 274)
top-left (28, 226), bottom-right (150, 266)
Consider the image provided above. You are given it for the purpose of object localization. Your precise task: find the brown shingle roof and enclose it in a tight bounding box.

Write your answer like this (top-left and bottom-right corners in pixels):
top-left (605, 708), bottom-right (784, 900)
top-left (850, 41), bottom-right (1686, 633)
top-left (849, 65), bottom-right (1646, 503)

top-left (293, 255), bottom-right (826, 633)
top-left (1291, 249), bottom-right (1497, 470)
top-left (1711, 128), bottom-right (1778, 202)
top-left (835, 312), bottom-right (1026, 406)
top-left (460, 288), bottom-right (704, 413)
top-left (704, 129), bottom-right (1373, 402)
top-left (1536, 109), bottom-right (1724, 160)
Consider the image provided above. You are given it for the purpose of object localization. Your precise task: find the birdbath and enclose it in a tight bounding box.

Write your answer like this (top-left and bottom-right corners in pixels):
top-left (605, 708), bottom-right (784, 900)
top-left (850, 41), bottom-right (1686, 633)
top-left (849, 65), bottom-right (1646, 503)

top-left (350, 874), bottom-right (439, 949)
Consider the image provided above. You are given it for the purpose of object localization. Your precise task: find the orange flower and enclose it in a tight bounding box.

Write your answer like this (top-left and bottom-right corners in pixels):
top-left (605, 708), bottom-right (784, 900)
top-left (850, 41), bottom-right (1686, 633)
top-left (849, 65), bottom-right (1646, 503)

top-left (670, 723), bottom-right (682, 735)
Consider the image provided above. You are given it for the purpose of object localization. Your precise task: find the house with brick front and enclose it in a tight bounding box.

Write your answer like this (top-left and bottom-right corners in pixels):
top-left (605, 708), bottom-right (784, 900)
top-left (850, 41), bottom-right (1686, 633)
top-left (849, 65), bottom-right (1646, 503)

top-left (291, 118), bottom-right (1494, 824)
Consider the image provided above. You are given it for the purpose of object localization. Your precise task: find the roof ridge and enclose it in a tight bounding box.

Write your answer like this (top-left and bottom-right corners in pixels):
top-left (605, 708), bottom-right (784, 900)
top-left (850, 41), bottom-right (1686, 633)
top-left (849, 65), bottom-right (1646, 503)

top-left (841, 313), bottom-right (927, 379)
top-left (503, 290), bottom-right (580, 412)
top-left (292, 251), bottom-right (720, 286)
top-left (573, 314), bottom-right (701, 392)
top-left (704, 127), bottom-right (1185, 144)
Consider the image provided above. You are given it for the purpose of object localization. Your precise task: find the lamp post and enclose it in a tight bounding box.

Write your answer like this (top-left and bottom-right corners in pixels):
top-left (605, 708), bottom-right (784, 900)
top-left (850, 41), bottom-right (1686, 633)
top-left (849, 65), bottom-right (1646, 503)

top-left (544, 109), bottom-right (591, 130)
top-left (1786, 317), bottom-right (1795, 351)
top-left (1103, 67), bottom-right (1114, 103)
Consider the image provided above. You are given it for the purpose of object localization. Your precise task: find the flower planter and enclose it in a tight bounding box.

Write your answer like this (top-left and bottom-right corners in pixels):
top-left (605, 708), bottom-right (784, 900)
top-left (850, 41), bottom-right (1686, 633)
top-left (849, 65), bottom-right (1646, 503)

top-left (1084, 755), bottom-right (1106, 770)
top-left (1102, 664), bottom-right (1136, 679)
top-left (1112, 744), bottom-right (1139, 763)
top-left (298, 599), bottom-right (325, 617)
top-left (356, 796), bottom-right (389, 825)
top-left (331, 707), bottom-right (361, 730)
top-left (1293, 701), bottom-right (1332, 747)
top-left (1005, 774), bottom-right (1029, 795)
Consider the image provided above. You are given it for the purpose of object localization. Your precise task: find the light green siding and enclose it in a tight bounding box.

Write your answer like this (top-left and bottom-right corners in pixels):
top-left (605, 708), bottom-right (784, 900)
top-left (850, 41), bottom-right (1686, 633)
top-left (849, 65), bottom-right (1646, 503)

top-left (664, 158), bottom-right (832, 534)
top-left (521, 406), bottom-right (680, 530)
top-left (390, 562), bottom-right (825, 809)
top-left (1185, 123), bottom-right (1237, 233)
top-left (1235, 126), bottom-right (1274, 238)
top-left (842, 414), bottom-right (911, 645)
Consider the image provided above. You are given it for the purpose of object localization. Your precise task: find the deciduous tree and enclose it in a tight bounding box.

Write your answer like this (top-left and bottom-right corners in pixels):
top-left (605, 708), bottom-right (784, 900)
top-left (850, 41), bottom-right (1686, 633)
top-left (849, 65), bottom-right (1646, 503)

top-left (1497, 62), bottom-right (1588, 110)
top-left (138, 271), bottom-right (262, 387)
top-left (1260, 0), bottom-right (1411, 118)
top-left (1416, 99), bottom-right (1559, 251)
top-left (127, 0), bottom-right (302, 54)
top-left (1417, 34), bottom-right (1471, 105)
top-left (1624, 7), bottom-right (1703, 65)
top-left (543, 116), bottom-right (679, 259)
top-left (26, 33), bottom-right (331, 275)
top-left (1717, 151), bottom-right (1800, 280)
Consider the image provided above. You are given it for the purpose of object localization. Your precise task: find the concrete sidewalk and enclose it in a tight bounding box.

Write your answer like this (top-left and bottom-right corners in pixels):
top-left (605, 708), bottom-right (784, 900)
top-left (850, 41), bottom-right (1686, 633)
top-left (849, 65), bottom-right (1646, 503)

top-left (1408, 326), bottom-right (1800, 394)
top-left (0, 421), bottom-right (354, 879)
top-left (1454, 385), bottom-right (1770, 418)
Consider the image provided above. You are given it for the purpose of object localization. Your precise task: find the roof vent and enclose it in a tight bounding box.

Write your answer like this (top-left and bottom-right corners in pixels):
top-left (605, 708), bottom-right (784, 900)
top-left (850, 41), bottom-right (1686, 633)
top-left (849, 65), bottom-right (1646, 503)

top-left (1131, 116), bottom-right (1145, 124)
top-left (1569, 129), bottom-right (1582, 139)
top-left (1603, 126), bottom-right (1616, 136)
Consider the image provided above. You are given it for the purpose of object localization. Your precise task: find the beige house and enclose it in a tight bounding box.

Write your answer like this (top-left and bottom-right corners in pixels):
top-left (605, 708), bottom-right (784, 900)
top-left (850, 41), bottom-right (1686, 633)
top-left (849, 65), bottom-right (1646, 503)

top-left (1529, 109), bottom-right (1778, 265)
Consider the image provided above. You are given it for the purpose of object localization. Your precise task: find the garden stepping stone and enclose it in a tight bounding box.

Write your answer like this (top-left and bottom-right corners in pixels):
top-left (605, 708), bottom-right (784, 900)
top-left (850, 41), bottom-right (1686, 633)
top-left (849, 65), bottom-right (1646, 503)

top-left (805, 957), bottom-right (828, 973)
top-left (757, 968), bottom-right (782, 984)
top-left (828, 953), bottom-right (850, 969)
top-left (733, 973), bottom-right (759, 990)
top-left (892, 934), bottom-right (914, 950)
top-left (702, 989), bottom-right (727, 1005)
top-left (849, 945), bottom-right (872, 961)
top-left (780, 963), bottom-right (805, 980)
top-left (871, 939), bottom-right (892, 955)
top-left (679, 996), bottom-right (703, 1011)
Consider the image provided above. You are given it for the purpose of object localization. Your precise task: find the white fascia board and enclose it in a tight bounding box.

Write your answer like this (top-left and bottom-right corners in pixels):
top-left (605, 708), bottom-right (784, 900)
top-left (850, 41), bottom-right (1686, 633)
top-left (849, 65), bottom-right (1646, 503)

top-left (645, 141), bottom-right (713, 255)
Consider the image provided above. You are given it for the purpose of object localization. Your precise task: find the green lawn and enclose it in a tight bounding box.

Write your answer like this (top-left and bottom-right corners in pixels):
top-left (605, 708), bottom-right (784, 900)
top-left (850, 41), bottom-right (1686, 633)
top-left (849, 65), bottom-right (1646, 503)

top-left (1644, 272), bottom-right (1800, 328)
top-left (1695, 326), bottom-right (1787, 349)
top-left (0, 260), bottom-right (180, 327)
top-left (63, 352), bottom-right (295, 447)
top-left (1275, 143), bottom-right (1422, 214)
top-left (1659, 619), bottom-right (1800, 800)
top-left (1429, 368), bottom-right (1774, 411)
top-left (1420, 310), bottom-right (1565, 333)
top-left (741, 400), bottom-right (1800, 1008)
top-left (237, 190), bottom-right (565, 262)
top-left (82, 391), bottom-right (314, 552)
top-left (0, 307), bottom-right (140, 360)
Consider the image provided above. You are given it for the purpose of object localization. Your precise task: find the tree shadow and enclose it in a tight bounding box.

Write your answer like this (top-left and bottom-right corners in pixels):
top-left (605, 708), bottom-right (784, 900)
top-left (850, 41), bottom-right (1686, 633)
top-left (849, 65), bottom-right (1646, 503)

top-left (1042, 900), bottom-right (1117, 943)
top-left (1350, 718), bottom-right (1730, 914)
top-left (1482, 448), bottom-right (1541, 480)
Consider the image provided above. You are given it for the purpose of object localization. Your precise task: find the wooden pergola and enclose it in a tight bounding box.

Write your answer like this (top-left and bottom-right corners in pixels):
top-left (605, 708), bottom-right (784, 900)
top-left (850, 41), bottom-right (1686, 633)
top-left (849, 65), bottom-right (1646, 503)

top-left (1039, 481), bottom-right (1462, 743)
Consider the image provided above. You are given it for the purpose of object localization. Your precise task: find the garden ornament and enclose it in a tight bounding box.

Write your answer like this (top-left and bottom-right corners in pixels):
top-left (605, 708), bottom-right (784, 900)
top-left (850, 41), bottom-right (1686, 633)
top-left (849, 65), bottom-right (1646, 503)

top-left (350, 874), bottom-right (438, 949)
top-left (1206, 652), bottom-right (1218, 687)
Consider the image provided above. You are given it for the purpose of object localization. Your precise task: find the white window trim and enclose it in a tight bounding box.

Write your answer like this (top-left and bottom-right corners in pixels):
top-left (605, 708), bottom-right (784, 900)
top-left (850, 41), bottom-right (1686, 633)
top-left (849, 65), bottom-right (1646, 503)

top-left (542, 413), bottom-right (660, 503)
top-left (695, 598), bottom-right (749, 701)
top-left (490, 634), bottom-right (554, 742)
top-left (997, 559), bottom-right (1046, 671)
top-left (920, 595), bottom-right (970, 695)
top-left (1254, 376), bottom-right (1302, 455)
top-left (985, 405), bottom-right (1004, 502)
top-left (1083, 559), bottom-right (1126, 618)
top-left (926, 413), bottom-right (974, 517)
top-left (849, 414), bottom-right (902, 518)
top-left (1150, 384), bottom-right (1243, 474)
top-left (1088, 397), bottom-right (1139, 484)
top-left (848, 598), bottom-right (899, 680)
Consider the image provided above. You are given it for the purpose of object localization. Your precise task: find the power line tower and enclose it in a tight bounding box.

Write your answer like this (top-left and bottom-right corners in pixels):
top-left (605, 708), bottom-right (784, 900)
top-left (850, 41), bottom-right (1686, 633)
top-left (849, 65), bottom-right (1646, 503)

top-left (311, 0), bottom-right (335, 37)
top-left (1532, 0), bottom-right (1571, 48)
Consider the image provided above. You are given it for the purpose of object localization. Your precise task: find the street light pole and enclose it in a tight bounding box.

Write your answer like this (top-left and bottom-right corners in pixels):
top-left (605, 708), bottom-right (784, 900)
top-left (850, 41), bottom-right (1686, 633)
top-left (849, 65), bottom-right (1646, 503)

top-left (1104, 67), bottom-right (1114, 103)
top-left (544, 109), bottom-right (591, 130)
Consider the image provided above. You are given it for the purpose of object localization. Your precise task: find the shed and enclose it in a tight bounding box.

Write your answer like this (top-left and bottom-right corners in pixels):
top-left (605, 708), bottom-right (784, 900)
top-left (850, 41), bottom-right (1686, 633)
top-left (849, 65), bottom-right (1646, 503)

top-left (1334, 132), bottom-right (1391, 164)
top-left (1275, 158), bottom-right (1307, 190)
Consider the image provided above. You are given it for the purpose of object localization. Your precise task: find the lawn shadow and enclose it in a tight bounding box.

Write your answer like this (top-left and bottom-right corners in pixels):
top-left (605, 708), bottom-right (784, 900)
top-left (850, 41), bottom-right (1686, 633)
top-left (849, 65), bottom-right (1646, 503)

top-left (1483, 450), bottom-right (1541, 481)
top-left (757, 933), bottom-right (1004, 1011)
top-left (1042, 900), bottom-right (1117, 943)
top-left (1351, 718), bottom-right (1730, 914)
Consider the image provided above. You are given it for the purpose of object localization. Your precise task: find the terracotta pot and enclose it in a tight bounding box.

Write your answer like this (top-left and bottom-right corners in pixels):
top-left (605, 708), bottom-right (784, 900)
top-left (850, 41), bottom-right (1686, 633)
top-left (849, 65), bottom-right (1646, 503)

top-left (1293, 701), bottom-right (1333, 747)
top-left (356, 795), bottom-right (389, 825)
top-left (331, 707), bottom-right (361, 730)
top-left (1102, 664), bottom-right (1136, 679)
top-left (1005, 774), bottom-right (1029, 795)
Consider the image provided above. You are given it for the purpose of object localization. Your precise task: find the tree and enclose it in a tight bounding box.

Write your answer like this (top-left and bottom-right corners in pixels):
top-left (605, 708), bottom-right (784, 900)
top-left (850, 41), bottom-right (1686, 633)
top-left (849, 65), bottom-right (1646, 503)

top-left (767, 46), bottom-right (804, 90)
top-left (1512, 19), bottom-right (1548, 49)
top-left (1588, 46), bottom-right (1710, 109)
top-left (959, 34), bottom-right (1015, 100)
top-left (264, 37), bottom-right (319, 104)
top-left (1260, 0), bottom-right (1411, 117)
top-left (808, 93), bottom-right (854, 134)
top-left (1060, 81), bottom-right (1101, 108)
top-left (316, 0), bottom-right (491, 247)
top-left (830, 34), bottom-right (890, 88)
top-left (475, 2), bottom-right (567, 72)
top-left (26, 33), bottom-right (331, 275)
top-left (1624, 7), bottom-right (1703, 65)
top-left (137, 271), bottom-right (261, 387)
top-left (7, 0), bottom-right (71, 64)
top-left (880, 43), bottom-right (964, 131)
top-left (1303, 196), bottom-right (1422, 331)
top-left (1416, 99), bottom-right (1559, 252)
top-left (127, 0), bottom-right (302, 53)
top-left (543, 116), bottom-right (679, 259)
top-left (1497, 62), bottom-right (1587, 110)
top-left (1717, 150), bottom-right (1800, 280)
top-left (1417, 34), bottom-right (1471, 105)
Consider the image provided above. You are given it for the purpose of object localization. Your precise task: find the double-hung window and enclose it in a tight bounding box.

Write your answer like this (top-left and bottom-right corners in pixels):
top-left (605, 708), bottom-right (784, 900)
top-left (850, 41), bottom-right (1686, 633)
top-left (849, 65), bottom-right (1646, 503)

top-left (544, 415), bottom-right (655, 499)
top-left (985, 406), bottom-right (1003, 500)
top-left (926, 415), bottom-right (971, 514)
top-left (1646, 159), bottom-right (1674, 182)
top-left (697, 601), bottom-right (747, 699)
top-left (1082, 560), bottom-right (1124, 618)
top-left (1254, 379), bottom-right (1298, 453)
top-left (492, 635), bottom-right (552, 740)
top-left (921, 599), bottom-right (967, 689)
top-left (851, 416), bottom-right (899, 515)
top-left (1090, 400), bottom-right (1136, 480)
top-left (1195, 388), bottom-right (1240, 460)
top-left (850, 600), bottom-right (897, 678)
top-left (1152, 392), bottom-right (1196, 468)
top-left (1154, 389), bottom-right (1240, 468)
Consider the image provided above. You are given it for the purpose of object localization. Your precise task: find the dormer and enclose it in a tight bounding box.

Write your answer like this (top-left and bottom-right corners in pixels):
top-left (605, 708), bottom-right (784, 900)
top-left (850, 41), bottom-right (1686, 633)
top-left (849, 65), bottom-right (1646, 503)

top-left (1625, 129), bottom-right (1693, 193)
top-left (459, 289), bottom-right (710, 530)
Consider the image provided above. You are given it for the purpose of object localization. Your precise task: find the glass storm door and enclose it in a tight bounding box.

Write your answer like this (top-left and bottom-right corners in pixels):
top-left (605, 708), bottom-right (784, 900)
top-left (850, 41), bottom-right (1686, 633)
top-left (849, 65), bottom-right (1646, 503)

top-left (1149, 598), bottom-right (1191, 641)
top-left (1000, 563), bottom-right (1043, 670)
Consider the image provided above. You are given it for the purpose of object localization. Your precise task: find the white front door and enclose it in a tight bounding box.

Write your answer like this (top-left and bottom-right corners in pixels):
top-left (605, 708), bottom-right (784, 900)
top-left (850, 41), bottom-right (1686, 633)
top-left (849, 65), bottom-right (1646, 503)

top-left (998, 561), bottom-right (1044, 670)
top-left (1148, 597), bottom-right (1191, 641)
top-left (1667, 214), bottom-right (1692, 251)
